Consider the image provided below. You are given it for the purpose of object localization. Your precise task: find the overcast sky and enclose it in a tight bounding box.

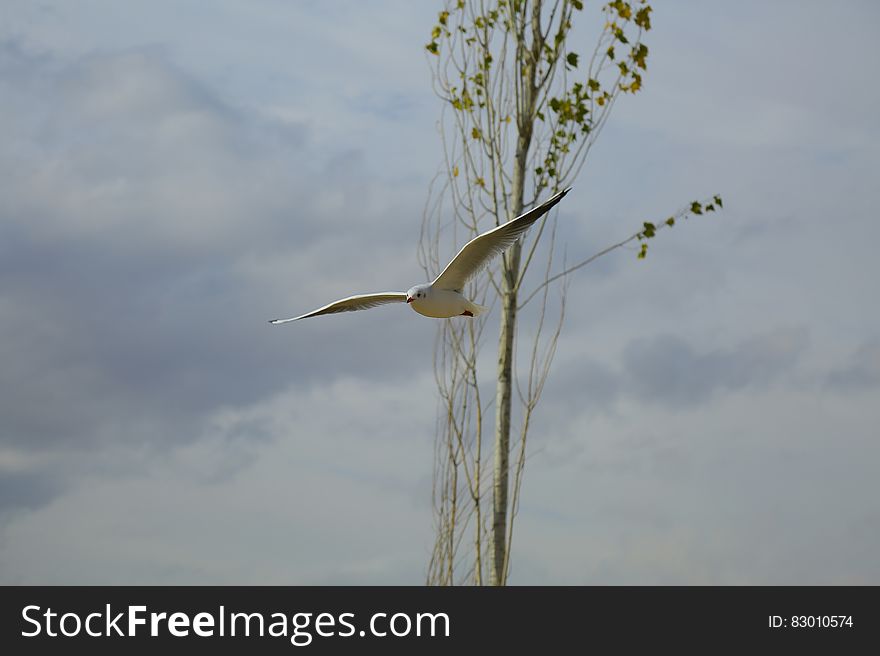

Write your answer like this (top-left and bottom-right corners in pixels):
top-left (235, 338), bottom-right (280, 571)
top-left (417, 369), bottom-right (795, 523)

top-left (1, 1), bottom-right (878, 584)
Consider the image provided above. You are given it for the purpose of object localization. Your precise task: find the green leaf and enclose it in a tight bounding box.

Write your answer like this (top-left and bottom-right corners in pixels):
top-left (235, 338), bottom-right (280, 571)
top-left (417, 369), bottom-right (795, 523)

top-left (471, 127), bottom-right (482, 140)
top-left (666, 217), bottom-right (675, 227)
top-left (713, 194), bottom-right (723, 208)
top-left (637, 243), bottom-right (648, 259)
top-left (642, 221), bottom-right (656, 238)
top-left (426, 42), bottom-right (439, 55)
top-left (633, 43), bottom-right (648, 69)
top-left (690, 201), bottom-right (703, 215)
top-left (566, 52), bottom-right (579, 68)
top-left (571, 0), bottom-right (584, 10)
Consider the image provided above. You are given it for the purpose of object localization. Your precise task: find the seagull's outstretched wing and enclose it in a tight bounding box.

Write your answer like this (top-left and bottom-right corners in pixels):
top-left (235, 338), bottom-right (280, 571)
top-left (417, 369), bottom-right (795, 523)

top-left (432, 187), bottom-right (571, 292)
top-left (269, 292), bottom-right (407, 324)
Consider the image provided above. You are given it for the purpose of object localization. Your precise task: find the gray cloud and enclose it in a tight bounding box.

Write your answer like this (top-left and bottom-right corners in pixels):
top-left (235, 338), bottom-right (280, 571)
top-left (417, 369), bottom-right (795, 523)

top-left (0, 471), bottom-right (63, 521)
top-left (538, 326), bottom-right (809, 423)
top-left (0, 41), bottom-right (435, 519)
top-left (622, 327), bottom-right (809, 407)
top-left (826, 339), bottom-right (880, 391)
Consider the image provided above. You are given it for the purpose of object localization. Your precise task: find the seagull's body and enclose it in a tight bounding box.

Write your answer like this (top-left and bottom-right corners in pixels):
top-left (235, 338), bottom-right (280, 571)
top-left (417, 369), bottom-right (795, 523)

top-left (408, 287), bottom-right (485, 319)
top-left (269, 187), bottom-right (571, 324)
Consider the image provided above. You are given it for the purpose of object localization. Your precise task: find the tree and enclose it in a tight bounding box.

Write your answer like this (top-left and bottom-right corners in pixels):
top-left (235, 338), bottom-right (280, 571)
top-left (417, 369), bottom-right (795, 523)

top-left (420, 0), bottom-right (720, 585)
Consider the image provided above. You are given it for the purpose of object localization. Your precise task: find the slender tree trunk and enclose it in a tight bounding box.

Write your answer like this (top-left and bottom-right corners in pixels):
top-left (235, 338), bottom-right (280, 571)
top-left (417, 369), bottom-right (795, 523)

top-left (491, 244), bottom-right (519, 585)
top-left (489, 2), bottom-right (542, 586)
top-left (490, 134), bottom-right (529, 586)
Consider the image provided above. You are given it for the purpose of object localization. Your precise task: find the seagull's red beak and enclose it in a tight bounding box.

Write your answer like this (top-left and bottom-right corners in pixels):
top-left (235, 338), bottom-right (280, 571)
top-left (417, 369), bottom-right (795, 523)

top-left (406, 297), bottom-right (413, 304)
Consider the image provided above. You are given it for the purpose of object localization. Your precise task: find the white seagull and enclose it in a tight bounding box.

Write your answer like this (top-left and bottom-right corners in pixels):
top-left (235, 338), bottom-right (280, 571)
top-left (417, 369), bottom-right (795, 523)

top-left (269, 187), bottom-right (571, 324)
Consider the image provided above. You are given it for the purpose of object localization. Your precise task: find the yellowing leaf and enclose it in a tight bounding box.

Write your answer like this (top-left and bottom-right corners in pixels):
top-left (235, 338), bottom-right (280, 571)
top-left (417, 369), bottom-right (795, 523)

top-left (635, 6), bottom-right (652, 30)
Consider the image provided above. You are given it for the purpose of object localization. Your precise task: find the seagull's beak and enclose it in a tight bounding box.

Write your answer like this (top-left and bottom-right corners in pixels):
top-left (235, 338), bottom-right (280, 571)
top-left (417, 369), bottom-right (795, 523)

top-left (406, 297), bottom-right (413, 304)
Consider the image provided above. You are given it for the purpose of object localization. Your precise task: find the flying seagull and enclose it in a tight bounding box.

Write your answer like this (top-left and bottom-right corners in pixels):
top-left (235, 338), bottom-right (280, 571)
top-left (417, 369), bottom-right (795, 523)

top-left (269, 187), bottom-right (571, 324)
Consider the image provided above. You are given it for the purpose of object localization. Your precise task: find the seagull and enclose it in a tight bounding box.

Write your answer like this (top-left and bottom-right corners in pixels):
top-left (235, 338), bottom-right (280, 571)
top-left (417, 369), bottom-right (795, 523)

top-left (269, 187), bottom-right (571, 324)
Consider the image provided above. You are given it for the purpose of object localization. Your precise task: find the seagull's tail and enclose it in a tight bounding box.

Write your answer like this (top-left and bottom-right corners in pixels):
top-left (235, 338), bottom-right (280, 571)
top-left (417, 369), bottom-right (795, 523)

top-left (467, 301), bottom-right (488, 317)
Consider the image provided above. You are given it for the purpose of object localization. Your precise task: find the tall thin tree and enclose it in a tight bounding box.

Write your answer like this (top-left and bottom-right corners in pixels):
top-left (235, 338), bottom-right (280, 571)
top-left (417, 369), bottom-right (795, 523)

top-left (421, 0), bottom-right (720, 585)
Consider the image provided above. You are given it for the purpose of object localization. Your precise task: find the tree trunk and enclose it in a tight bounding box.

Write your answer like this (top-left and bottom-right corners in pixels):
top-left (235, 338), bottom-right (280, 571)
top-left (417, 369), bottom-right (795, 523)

top-left (490, 138), bottom-right (528, 586)
top-left (489, 0), bottom-right (544, 586)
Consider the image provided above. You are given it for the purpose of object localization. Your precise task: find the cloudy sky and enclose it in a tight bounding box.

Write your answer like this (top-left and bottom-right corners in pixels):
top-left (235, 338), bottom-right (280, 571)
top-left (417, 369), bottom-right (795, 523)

top-left (1, 0), bottom-right (878, 584)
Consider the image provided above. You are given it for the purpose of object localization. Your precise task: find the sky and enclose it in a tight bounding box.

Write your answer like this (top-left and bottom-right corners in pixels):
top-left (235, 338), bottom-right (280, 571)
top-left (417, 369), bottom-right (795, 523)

top-left (0, 0), bottom-right (878, 584)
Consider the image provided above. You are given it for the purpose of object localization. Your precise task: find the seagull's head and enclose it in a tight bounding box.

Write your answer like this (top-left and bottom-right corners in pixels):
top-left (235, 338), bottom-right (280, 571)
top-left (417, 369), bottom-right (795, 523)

top-left (406, 284), bottom-right (430, 304)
